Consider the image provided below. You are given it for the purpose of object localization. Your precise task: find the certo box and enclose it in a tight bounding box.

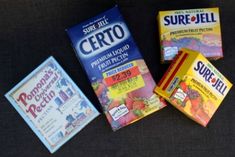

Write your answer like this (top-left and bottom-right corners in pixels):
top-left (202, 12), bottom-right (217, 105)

top-left (155, 48), bottom-right (232, 127)
top-left (5, 57), bottom-right (99, 153)
top-left (158, 8), bottom-right (223, 63)
top-left (67, 6), bottom-right (166, 131)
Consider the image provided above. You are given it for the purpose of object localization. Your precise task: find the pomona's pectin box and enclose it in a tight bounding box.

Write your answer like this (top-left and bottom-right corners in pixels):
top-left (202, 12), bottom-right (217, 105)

top-left (158, 8), bottom-right (223, 63)
top-left (155, 48), bottom-right (232, 127)
top-left (5, 57), bottom-right (99, 153)
top-left (67, 6), bottom-right (166, 131)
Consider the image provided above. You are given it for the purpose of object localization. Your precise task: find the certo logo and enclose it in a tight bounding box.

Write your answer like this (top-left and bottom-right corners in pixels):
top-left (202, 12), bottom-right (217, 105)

top-left (77, 23), bottom-right (129, 58)
top-left (164, 12), bottom-right (217, 26)
top-left (194, 61), bottom-right (227, 95)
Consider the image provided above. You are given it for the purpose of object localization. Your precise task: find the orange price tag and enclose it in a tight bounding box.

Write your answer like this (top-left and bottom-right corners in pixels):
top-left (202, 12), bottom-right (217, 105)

top-left (105, 66), bottom-right (140, 86)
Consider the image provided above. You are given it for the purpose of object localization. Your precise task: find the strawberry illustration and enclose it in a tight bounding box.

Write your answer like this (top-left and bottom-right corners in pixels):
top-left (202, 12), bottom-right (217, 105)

top-left (211, 78), bottom-right (216, 83)
top-left (191, 16), bottom-right (196, 22)
top-left (133, 101), bottom-right (145, 110)
top-left (125, 97), bottom-right (134, 110)
top-left (190, 97), bottom-right (201, 115)
top-left (179, 82), bottom-right (188, 92)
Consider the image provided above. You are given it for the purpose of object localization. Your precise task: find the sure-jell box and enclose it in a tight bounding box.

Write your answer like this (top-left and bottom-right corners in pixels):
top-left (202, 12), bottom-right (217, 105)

top-left (158, 8), bottom-right (223, 63)
top-left (67, 6), bottom-right (166, 131)
top-left (155, 48), bottom-right (232, 127)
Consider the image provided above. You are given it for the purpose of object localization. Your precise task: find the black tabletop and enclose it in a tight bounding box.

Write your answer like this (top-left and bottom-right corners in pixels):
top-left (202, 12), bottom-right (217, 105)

top-left (0, 0), bottom-right (234, 157)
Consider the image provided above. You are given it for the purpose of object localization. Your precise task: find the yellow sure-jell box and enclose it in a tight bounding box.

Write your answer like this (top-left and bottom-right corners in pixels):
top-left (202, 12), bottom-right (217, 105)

top-left (155, 48), bottom-right (232, 127)
top-left (158, 8), bottom-right (223, 63)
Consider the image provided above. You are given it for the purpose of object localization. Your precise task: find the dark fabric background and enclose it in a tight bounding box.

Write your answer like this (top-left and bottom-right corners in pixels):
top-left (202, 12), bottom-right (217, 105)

top-left (0, 0), bottom-right (234, 157)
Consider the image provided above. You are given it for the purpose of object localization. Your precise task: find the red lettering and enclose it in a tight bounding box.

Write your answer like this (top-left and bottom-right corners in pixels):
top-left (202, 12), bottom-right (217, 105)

top-left (26, 104), bottom-right (37, 118)
top-left (17, 93), bottom-right (28, 106)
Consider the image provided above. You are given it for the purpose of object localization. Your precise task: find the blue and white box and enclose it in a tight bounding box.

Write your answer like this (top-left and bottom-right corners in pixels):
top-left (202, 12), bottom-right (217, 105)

top-left (5, 56), bottom-right (99, 153)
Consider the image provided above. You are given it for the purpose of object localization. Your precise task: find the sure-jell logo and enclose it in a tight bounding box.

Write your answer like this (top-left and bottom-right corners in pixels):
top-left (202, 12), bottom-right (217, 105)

top-left (164, 12), bottom-right (217, 26)
top-left (194, 60), bottom-right (227, 96)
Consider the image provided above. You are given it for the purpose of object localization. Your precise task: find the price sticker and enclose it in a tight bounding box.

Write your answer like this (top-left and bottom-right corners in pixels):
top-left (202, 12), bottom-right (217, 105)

top-left (103, 61), bottom-right (145, 98)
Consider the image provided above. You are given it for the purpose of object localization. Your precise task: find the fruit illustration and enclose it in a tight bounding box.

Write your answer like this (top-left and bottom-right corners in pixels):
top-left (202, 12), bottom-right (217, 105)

top-left (203, 100), bottom-right (216, 118)
top-left (179, 82), bottom-right (188, 92)
top-left (125, 97), bottom-right (134, 110)
top-left (211, 78), bottom-right (216, 83)
top-left (162, 37), bottom-right (222, 59)
top-left (132, 101), bottom-right (145, 110)
top-left (191, 16), bottom-right (196, 22)
top-left (125, 112), bottom-right (138, 123)
top-left (170, 80), bottom-right (211, 126)
top-left (118, 111), bottom-right (138, 125)
top-left (202, 34), bottom-right (222, 47)
top-left (186, 87), bottom-right (210, 125)
top-left (131, 72), bottom-right (156, 98)
top-left (108, 99), bottom-right (120, 110)
top-left (95, 83), bottom-right (105, 97)
top-left (190, 96), bottom-right (202, 115)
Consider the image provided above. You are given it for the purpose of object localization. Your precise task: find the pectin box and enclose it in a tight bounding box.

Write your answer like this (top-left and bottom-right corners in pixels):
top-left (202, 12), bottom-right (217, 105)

top-left (67, 6), bottom-right (166, 131)
top-left (158, 8), bottom-right (223, 63)
top-left (5, 57), bottom-right (99, 153)
top-left (155, 48), bottom-right (232, 127)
